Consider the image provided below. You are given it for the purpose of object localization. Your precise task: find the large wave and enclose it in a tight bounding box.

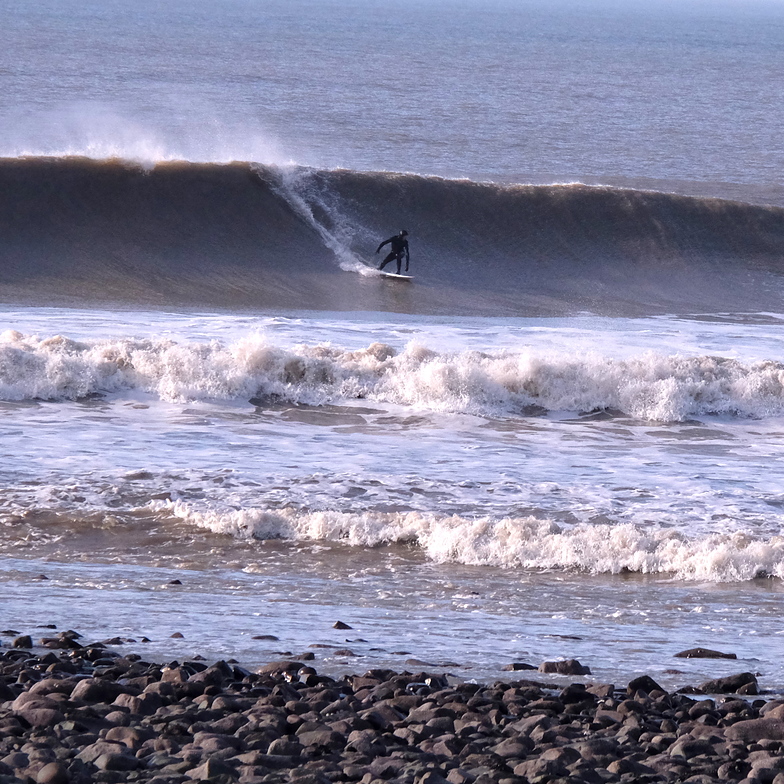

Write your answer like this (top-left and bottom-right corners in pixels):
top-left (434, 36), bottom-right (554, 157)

top-left (3, 330), bottom-right (784, 421)
top-left (1, 157), bottom-right (783, 315)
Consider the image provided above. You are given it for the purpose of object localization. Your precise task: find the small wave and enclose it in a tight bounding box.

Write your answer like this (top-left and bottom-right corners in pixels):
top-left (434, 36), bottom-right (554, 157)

top-left (3, 331), bottom-right (784, 422)
top-left (160, 500), bottom-right (784, 583)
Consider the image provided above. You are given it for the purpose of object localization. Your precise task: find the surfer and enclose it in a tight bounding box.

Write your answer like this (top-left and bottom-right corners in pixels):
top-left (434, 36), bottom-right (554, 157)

top-left (376, 230), bottom-right (410, 274)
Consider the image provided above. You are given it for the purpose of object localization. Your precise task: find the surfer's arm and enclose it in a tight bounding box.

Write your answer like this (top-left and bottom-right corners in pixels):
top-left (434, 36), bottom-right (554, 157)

top-left (376, 237), bottom-right (393, 253)
top-left (404, 240), bottom-right (410, 260)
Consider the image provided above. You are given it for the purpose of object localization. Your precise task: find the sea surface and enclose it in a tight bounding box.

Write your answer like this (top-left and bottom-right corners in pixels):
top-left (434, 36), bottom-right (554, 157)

top-left (1, 0), bottom-right (783, 692)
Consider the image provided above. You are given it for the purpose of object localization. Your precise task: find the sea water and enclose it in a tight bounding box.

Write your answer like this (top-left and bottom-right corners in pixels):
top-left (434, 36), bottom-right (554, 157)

top-left (1, 307), bottom-right (782, 690)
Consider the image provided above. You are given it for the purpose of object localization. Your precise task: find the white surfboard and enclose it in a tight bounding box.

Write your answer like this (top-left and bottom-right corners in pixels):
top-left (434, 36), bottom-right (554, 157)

top-left (379, 271), bottom-right (413, 281)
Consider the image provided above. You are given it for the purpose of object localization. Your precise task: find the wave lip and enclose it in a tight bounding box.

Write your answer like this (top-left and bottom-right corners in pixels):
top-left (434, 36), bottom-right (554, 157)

top-left (160, 500), bottom-right (784, 583)
top-left (3, 331), bottom-right (784, 422)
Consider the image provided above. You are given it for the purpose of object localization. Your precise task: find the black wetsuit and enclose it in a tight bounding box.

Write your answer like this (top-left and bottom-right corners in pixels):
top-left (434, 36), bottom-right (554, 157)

top-left (376, 234), bottom-right (410, 274)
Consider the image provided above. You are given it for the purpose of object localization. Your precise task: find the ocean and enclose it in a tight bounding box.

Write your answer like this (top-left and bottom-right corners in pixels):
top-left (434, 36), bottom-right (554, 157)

top-left (1, 0), bottom-right (783, 693)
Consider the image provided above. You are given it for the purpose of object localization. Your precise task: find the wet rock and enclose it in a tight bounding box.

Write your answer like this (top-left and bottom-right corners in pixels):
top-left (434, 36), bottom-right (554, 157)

top-left (332, 621), bottom-right (352, 630)
top-left (501, 662), bottom-right (536, 671)
top-left (675, 647), bottom-right (737, 659)
top-left (12, 635), bottom-right (32, 649)
top-left (627, 674), bottom-right (664, 694)
top-left (700, 672), bottom-right (758, 694)
top-left (538, 658), bottom-right (591, 675)
top-left (256, 660), bottom-right (303, 675)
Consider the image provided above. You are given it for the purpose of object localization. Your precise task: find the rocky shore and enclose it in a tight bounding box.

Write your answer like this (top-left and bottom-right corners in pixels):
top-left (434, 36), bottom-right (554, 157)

top-left (1, 631), bottom-right (784, 784)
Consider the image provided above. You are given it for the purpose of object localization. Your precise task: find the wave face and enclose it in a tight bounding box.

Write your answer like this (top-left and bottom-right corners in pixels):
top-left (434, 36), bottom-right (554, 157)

top-left (4, 330), bottom-right (784, 422)
top-left (1, 157), bottom-right (784, 315)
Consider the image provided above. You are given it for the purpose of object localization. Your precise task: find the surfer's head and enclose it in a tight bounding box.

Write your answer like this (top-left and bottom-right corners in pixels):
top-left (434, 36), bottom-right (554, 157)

top-left (399, 229), bottom-right (408, 236)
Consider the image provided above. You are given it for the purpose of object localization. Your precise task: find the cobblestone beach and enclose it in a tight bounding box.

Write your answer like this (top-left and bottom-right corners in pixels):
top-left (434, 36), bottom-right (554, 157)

top-left (1, 631), bottom-right (784, 784)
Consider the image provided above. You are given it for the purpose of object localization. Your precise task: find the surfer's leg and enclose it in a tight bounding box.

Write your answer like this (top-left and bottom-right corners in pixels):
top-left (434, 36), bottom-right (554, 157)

top-left (395, 253), bottom-right (403, 274)
top-left (379, 252), bottom-right (396, 270)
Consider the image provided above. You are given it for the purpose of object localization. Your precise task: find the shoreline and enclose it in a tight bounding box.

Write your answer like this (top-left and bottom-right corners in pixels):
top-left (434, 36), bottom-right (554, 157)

top-left (2, 632), bottom-right (784, 784)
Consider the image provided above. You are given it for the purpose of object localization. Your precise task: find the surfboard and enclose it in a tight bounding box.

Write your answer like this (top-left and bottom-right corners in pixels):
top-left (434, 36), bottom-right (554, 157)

top-left (379, 271), bottom-right (413, 281)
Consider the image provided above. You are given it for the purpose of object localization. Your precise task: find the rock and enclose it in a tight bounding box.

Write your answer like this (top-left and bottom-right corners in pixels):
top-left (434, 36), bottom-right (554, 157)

top-left (17, 707), bottom-right (65, 727)
top-left (607, 758), bottom-right (655, 776)
top-left (3, 752), bottom-right (29, 769)
top-left (28, 678), bottom-right (77, 696)
top-left (501, 662), bottom-right (536, 671)
top-left (725, 719), bottom-right (784, 743)
top-left (95, 751), bottom-right (141, 771)
top-left (538, 658), bottom-right (591, 675)
top-left (193, 732), bottom-right (243, 753)
top-left (699, 672), bottom-right (757, 694)
top-left (70, 677), bottom-right (126, 703)
top-left (252, 635), bottom-right (279, 641)
top-left (267, 739), bottom-right (303, 756)
top-left (670, 737), bottom-right (723, 759)
top-left (76, 741), bottom-right (127, 765)
top-left (513, 757), bottom-right (569, 781)
top-left (187, 758), bottom-right (238, 780)
top-left (297, 730), bottom-right (346, 750)
top-left (416, 773), bottom-right (450, 784)
top-left (104, 726), bottom-right (152, 749)
top-left (12, 635), bottom-right (32, 649)
top-left (35, 762), bottom-right (69, 784)
top-left (675, 647), bottom-right (737, 659)
top-left (170, 632), bottom-right (184, 638)
top-left (332, 621), bottom-right (352, 630)
top-left (491, 738), bottom-right (532, 758)
top-left (627, 674), bottom-right (664, 694)
top-left (255, 660), bottom-right (304, 676)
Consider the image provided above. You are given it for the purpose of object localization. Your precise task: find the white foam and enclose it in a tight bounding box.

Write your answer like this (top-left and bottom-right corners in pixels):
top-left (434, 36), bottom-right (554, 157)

top-left (159, 500), bottom-right (784, 582)
top-left (268, 166), bottom-right (375, 273)
top-left (3, 329), bottom-right (784, 421)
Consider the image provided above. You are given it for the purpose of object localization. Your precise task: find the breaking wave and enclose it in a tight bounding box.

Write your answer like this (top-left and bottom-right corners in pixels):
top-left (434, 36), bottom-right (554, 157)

top-left (1, 157), bottom-right (784, 315)
top-left (161, 500), bottom-right (784, 583)
top-left (3, 330), bottom-right (784, 421)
